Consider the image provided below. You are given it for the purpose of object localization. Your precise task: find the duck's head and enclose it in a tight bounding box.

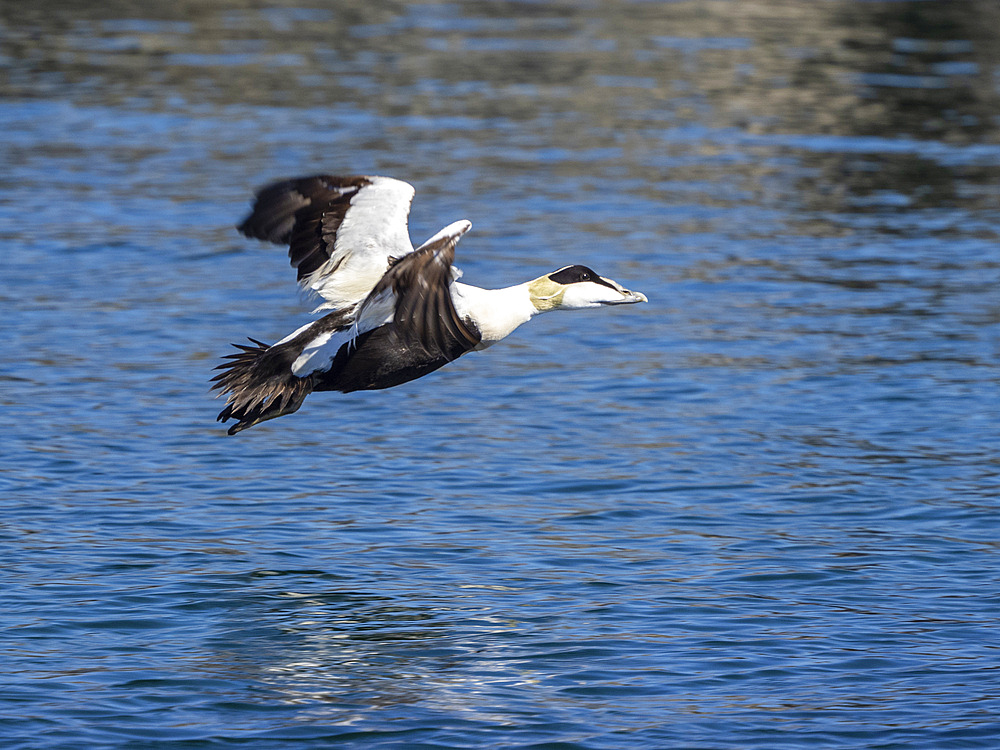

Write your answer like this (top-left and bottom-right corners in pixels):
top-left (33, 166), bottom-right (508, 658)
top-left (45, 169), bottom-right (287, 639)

top-left (528, 265), bottom-right (648, 312)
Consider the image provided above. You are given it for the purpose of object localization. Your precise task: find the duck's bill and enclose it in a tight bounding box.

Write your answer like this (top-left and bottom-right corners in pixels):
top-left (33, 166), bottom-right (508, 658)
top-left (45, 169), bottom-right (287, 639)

top-left (604, 289), bottom-right (648, 304)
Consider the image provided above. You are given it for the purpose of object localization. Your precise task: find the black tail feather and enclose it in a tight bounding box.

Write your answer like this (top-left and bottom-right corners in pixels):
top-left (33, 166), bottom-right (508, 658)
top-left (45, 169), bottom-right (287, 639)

top-left (211, 337), bottom-right (313, 435)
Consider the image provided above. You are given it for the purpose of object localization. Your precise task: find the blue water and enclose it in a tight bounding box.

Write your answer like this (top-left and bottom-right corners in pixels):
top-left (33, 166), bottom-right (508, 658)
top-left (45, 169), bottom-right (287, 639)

top-left (3, 2), bottom-right (999, 748)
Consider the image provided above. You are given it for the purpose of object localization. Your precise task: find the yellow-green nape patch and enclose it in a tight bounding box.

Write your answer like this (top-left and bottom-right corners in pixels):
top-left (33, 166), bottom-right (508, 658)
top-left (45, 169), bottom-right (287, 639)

top-left (528, 276), bottom-right (566, 312)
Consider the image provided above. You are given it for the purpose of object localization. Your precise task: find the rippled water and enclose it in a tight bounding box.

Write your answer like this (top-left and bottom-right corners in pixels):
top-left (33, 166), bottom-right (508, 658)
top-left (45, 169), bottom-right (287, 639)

top-left (3, 2), bottom-right (999, 748)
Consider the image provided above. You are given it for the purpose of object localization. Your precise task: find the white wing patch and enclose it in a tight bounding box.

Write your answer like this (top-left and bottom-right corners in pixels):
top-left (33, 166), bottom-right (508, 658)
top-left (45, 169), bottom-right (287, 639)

top-left (289, 287), bottom-right (395, 377)
top-left (349, 287), bottom-right (396, 343)
top-left (309, 177), bottom-right (417, 311)
top-left (275, 319), bottom-right (319, 346)
top-left (414, 219), bottom-right (472, 252)
top-left (291, 328), bottom-right (350, 376)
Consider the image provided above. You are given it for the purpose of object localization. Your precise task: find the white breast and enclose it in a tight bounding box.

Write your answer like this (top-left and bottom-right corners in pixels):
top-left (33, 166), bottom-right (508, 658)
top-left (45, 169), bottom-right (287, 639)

top-left (450, 282), bottom-right (537, 348)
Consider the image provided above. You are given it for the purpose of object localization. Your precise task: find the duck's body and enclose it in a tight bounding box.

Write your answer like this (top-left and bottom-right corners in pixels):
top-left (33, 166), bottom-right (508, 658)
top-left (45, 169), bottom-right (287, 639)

top-left (213, 174), bottom-right (646, 434)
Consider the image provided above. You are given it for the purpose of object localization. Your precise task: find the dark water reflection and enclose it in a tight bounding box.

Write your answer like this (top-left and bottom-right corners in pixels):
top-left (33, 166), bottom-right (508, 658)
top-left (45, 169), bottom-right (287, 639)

top-left (3, 1), bottom-right (1000, 748)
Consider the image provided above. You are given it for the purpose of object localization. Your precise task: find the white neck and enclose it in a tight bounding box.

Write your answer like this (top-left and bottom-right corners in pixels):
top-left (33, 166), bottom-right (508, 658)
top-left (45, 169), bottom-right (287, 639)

top-left (451, 281), bottom-right (541, 347)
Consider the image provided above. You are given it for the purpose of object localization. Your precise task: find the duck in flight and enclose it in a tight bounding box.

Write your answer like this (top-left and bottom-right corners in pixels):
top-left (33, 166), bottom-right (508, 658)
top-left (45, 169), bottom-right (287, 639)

top-left (213, 175), bottom-right (647, 434)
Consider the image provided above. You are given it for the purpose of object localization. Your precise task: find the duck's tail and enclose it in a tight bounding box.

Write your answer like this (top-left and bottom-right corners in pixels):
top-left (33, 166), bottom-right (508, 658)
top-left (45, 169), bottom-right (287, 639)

top-left (211, 337), bottom-right (314, 435)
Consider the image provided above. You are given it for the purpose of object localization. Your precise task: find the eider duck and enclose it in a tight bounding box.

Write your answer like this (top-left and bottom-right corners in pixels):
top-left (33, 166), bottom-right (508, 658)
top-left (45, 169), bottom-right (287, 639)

top-left (212, 175), bottom-right (647, 434)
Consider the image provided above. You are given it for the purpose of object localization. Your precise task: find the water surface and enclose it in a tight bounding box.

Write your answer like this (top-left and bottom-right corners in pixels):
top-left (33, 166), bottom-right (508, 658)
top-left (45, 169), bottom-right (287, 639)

top-left (2, 1), bottom-right (999, 748)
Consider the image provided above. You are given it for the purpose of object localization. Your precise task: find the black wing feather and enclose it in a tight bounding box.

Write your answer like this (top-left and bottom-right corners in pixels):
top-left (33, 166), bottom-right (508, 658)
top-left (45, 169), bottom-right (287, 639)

top-left (237, 175), bottom-right (371, 282)
top-left (374, 232), bottom-right (481, 361)
top-left (211, 309), bottom-right (352, 434)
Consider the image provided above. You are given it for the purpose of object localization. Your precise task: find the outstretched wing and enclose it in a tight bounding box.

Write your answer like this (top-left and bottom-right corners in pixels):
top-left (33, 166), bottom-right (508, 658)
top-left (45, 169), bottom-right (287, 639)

top-left (237, 175), bottom-right (416, 310)
top-left (354, 219), bottom-right (480, 362)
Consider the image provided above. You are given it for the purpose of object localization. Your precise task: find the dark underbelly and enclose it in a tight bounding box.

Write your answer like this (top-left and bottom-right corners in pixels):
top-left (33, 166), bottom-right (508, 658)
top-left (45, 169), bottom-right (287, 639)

top-left (313, 325), bottom-right (463, 393)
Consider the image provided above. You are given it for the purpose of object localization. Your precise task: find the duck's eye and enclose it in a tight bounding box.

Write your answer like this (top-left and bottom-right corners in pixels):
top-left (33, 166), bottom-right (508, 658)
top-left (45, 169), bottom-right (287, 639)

top-left (549, 265), bottom-right (597, 285)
